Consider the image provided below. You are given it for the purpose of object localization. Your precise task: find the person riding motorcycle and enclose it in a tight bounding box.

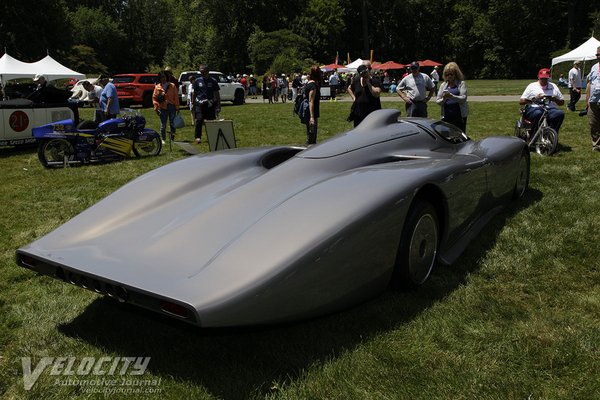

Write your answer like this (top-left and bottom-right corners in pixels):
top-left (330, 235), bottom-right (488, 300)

top-left (519, 68), bottom-right (565, 134)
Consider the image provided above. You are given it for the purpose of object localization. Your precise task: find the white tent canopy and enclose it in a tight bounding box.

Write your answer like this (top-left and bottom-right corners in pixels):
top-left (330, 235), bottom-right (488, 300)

top-left (551, 36), bottom-right (600, 66)
top-left (0, 53), bottom-right (38, 81)
top-left (0, 53), bottom-right (85, 83)
top-left (338, 58), bottom-right (364, 73)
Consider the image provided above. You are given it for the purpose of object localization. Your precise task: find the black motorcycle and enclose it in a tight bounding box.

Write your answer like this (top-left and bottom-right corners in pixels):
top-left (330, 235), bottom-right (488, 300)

top-left (33, 109), bottom-right (162, 168)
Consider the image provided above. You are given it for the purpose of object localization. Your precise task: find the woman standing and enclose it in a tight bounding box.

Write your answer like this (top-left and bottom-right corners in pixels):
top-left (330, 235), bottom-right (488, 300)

top-left (304, 65), bottom-right (322, 145)
top-left (153, 71), bottom-right (180, 143)
top-left (435, 62), bottom-right (468, 132)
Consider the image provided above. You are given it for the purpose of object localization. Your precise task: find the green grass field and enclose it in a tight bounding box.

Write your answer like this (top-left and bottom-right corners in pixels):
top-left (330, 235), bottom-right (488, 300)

top-left (1, 98), bottom-right (599, 399)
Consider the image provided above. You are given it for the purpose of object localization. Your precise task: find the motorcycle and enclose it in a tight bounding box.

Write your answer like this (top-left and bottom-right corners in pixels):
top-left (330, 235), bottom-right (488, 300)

top-left (33, 109), bottom-right (162, 168)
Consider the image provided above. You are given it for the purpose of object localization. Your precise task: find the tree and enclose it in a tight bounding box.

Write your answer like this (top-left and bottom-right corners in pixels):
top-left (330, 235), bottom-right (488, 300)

top-left (292, 0), bottom-right (349, 63)
top-left (248, 29), bottom-right (311, 75)
top-left (61, 45), bottom-right (107, 75)
top-left (0, 0), bottom-right (72, 61)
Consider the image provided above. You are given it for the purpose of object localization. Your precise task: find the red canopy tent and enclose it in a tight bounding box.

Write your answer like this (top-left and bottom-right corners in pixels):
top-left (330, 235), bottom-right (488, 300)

top-left (320, 63), bottom-right (345, 71)
top-left (376, 61), bottom-right (405, 70)
top-left (418, 59), bottom-right (443, 67)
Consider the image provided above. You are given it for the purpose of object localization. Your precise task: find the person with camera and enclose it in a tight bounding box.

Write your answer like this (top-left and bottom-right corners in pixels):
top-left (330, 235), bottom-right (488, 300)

top-left (347, 61), bottom-right (382, 127)
top-left (396, 61), bottom-right (435, 117)
top-left (192, 65), bottom-right (221, 145)
top-left (153, 71), bottom-right (180, 144)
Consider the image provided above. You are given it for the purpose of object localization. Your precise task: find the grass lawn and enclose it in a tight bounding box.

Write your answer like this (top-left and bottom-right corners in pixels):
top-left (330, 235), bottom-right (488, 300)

top-left (1, 98), bottom-right (599, 399)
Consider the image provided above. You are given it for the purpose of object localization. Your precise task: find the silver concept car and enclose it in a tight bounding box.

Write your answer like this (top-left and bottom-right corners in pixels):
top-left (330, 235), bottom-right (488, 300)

top-left (16, 109), bottom-right (530, 327)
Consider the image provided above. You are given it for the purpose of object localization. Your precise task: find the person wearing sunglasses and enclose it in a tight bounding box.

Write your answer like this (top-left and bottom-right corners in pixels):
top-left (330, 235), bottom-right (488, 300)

top-left (585, 47), bottom-right (600, 151)
top-left (435, 62), bottom-right (468, 132)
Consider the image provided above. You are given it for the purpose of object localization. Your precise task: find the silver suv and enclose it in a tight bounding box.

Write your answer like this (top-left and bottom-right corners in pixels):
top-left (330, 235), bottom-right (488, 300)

top-left (178, 71), bottom-right (245, 106)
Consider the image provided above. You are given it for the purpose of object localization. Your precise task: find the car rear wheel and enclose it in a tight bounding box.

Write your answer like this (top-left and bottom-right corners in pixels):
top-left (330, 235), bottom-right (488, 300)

top-left (390, 201), bottom-right (439, 290)
top-left (233, 89), bottom-right (245, 105)
top-left (38, 139), bottom-right (75, 168)
top-left (513, 149), bottom-right (530, 199)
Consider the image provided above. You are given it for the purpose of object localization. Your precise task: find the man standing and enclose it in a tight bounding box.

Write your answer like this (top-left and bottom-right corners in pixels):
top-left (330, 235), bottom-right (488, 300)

top-left (396, 61), bottom-right (435, 117)
top-left (586, 46), bottom-right (600, 151)
top-left (99, 75), bottom-right (120, 121)
top-left (192, 65), bottom-right (220, 145)
top-left (568, 60), bottom-right (583, 111)
top-left (328, 69), bottom-right (339, 101)
top-left (291, 74), bottom-right (302, 101)
top-left (430, 66), bottom-right (440, 92)
top-left (249, 74), bottom-right (257, 99)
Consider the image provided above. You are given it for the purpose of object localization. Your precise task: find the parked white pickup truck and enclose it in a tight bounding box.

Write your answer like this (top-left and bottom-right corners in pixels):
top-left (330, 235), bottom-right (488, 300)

top-left (178, 71), bottom-right (245, 106)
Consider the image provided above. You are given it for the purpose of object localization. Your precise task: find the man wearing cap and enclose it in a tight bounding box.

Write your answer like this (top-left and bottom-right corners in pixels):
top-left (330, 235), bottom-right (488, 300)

top-left (585, 46), bottom-right (600, 151)
top-left (519, 68), bottom-right (565, 134)
top-left (568, 60), bottom-right (583, 111)
top-left (192, 65), bottom-right (220, 144)
top-left (396, 62), bottom-right (435, 117)
top-left (33, 74), bottom-right (47, 91)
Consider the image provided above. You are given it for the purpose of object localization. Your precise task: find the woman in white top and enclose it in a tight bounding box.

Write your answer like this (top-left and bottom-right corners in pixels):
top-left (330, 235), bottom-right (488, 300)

top-left (435, 62), bottom-right (468, 132)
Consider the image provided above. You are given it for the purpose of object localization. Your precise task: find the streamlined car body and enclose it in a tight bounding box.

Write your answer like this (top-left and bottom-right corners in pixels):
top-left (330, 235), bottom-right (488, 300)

top-left (16, 109), bottom-right (529, 327)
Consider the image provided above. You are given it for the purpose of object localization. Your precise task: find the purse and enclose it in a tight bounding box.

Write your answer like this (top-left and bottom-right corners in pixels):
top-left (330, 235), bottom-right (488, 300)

top-left (173, 113), bottom-right (185, 129)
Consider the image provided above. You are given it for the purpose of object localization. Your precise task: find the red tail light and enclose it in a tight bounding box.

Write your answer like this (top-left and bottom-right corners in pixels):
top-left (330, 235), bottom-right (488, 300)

top-left (160, 301), bottom-right (191, 319)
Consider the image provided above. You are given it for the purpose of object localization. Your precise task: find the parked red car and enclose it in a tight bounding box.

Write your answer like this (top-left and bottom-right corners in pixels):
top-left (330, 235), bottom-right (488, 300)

top-left (112, 73), bottom-right (158, 108)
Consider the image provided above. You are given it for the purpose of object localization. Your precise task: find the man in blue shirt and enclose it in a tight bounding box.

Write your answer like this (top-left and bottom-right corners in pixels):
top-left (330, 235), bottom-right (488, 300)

top-left (586, 46), bottom-right (600, 151)
top-left (99, 75), bottom-right (120, 120)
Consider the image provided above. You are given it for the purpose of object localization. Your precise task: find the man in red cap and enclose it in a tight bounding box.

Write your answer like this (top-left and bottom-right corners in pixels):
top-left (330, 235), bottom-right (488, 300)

top-left (519, 68), bottom-right (565, 134)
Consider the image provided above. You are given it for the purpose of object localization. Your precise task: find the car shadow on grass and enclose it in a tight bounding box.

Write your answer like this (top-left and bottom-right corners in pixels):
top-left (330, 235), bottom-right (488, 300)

top-left (58, 188), bottom-right (542, 400)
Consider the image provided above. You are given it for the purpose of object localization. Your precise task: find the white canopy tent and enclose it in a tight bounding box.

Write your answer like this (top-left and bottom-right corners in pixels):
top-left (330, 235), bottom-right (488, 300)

top-left (551, 36), bottom-right (600, 66)
top-left (338, 58), bottom-right (364, 73)
top-left (0, 53), bottom-right (38, 81)
top-left (0, 53), bottom-right (85, 84)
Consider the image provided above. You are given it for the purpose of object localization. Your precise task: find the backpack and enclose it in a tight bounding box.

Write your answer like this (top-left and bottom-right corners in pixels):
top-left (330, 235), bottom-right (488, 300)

top-left (293, 91), bottom-right (309, 124)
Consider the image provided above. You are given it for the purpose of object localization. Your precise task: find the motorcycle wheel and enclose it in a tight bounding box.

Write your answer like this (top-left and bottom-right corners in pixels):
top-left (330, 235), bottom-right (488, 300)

top-left (133, 135), bottom-right (162, 157)
top-left (535, 127), bottom-right (558, 156)
top-left (38, 139), bottom-right (76, 168)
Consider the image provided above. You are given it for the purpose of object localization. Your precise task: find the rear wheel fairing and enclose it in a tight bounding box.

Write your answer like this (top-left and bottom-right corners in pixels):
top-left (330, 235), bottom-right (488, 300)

top-left (184, 166), bottom-right (417, 326)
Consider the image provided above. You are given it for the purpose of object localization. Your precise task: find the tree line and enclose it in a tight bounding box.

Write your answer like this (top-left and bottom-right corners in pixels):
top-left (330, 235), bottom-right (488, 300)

top-left (1, 0), bottom-right (599, 79)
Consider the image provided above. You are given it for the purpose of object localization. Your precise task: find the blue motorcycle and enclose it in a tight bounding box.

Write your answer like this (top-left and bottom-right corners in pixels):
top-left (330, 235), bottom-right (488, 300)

top-left (33, 109), bottom-right (162, 168)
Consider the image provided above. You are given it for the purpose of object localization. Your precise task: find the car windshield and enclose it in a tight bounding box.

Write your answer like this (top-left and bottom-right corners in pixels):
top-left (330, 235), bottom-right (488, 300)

top-left (113, 76), bottom-right (135, 83)
top-left (210, 74), bottom-right (229, 83)
top-left (180, 72), bottom-right (200, 82)
top-left (429, 121), bottom-right (470, 144)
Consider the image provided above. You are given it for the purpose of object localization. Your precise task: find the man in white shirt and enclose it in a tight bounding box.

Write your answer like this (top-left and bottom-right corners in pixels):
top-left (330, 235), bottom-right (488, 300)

top-left (82, 80), bottom-right (104, 122)
top-left (567, 60), bottom-right (583, 111)
top-left (396, 61), bottom-right (435, 117)
top-left (519, 68), bottom-right (565, 133)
